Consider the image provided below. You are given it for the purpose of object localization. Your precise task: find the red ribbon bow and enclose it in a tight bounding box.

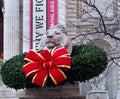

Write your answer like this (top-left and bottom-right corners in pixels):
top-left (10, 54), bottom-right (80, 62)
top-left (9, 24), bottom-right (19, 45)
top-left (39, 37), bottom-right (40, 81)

top-left (23, 47), bottom-right (71, 87)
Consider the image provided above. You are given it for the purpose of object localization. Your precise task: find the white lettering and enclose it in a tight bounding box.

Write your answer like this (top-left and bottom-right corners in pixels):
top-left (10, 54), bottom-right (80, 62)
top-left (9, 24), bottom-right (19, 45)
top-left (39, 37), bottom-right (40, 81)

top-left (49, 1), bottom-right (55, 27)
top-left (50, 1), bottom-right (55, 12)
top-left (50, 14), bottom-right (55, 26)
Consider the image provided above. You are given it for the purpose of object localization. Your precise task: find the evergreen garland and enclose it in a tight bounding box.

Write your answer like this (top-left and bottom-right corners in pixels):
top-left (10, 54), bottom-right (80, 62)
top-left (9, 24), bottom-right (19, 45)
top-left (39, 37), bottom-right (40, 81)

top-left (1, 45), bottom-right (108, 90)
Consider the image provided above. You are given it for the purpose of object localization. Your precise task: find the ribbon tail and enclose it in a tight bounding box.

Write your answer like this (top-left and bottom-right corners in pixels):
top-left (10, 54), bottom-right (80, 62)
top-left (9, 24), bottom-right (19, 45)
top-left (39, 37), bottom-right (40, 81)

top-left (49, 68), bottom-right (66, 85)
top-left (32, 70), bottom-right (48, 87)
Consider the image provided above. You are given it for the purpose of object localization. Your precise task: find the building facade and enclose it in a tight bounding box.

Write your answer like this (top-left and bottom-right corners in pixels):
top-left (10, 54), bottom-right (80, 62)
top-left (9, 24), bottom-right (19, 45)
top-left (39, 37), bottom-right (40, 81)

top-left (1, 0), bottom-right (120, 99)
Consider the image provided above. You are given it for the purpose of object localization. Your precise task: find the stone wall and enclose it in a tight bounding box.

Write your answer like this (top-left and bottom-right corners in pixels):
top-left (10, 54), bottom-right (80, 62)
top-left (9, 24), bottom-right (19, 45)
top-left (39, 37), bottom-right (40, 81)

top-left (65, 0), bottom-right (120, 99)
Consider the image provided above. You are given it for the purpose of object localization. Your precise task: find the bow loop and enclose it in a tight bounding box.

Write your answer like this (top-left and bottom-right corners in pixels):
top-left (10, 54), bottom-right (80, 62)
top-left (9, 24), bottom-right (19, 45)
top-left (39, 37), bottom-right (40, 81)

top-left (51, 47), bottom-right (70, 61)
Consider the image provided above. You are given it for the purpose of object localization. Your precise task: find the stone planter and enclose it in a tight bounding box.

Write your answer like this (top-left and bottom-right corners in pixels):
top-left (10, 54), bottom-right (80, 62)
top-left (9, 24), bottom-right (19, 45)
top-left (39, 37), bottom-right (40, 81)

top-left (19, 82), bottom-right (85, 99)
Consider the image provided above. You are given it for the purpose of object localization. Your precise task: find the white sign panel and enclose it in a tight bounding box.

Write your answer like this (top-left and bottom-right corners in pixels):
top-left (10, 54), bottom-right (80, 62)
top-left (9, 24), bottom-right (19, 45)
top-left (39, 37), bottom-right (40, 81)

top-left (32, 0), bottom-right (47, 51)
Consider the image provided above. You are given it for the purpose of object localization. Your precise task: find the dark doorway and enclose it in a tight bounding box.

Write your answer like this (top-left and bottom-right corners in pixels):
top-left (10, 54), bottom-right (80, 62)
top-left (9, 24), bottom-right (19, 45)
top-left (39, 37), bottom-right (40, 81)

top-left (0, 7), bottom-right (3, 59)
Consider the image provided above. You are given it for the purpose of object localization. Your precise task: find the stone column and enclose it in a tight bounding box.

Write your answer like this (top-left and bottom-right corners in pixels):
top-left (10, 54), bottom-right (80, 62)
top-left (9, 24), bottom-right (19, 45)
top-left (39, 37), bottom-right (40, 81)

top-left (4, 0), bottom-right (20, 60)
top-left (22, 0), bottom-right (30, 52)
top-left (66, 0), bottom-right (78, 38)
top-left (66, 0), bottom-right (82, 45)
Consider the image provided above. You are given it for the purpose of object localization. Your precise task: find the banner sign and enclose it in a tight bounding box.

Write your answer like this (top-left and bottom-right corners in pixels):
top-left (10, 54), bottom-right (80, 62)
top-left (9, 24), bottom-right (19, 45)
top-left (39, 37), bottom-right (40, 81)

top-left (31, 0), bottom-right (65, 51)
top-left (32, 0), bottom-right (47, 51)
top-left (47, 0), bottom-right (58, 29)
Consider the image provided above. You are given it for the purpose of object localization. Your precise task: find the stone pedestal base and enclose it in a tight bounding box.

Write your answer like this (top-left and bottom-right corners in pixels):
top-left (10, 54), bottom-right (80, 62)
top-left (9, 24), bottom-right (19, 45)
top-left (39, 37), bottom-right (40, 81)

top-left (19, 83), bottom-right (85, 99)
top-left (86, 90), bottom-right (109, 99)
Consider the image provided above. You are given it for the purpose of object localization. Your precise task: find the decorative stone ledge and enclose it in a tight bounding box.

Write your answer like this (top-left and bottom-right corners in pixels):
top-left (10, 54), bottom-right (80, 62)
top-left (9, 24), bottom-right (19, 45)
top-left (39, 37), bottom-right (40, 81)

top-left (20, 96), bottom-right (85, 99)
top-left (19, 83), bottom-right (85, 99)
